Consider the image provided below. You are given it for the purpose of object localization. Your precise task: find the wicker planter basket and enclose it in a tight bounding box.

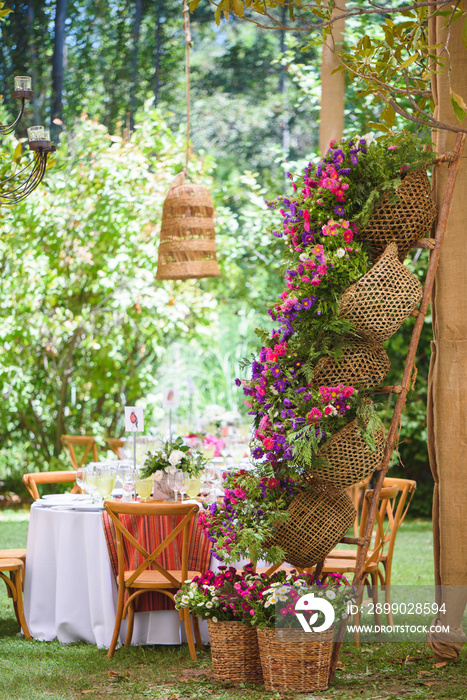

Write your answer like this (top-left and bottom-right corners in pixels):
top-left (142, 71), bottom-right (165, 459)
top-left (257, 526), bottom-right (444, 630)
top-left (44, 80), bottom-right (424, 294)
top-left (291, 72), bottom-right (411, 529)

top-left (207, 620), bottom-right (263, 684)
top-left (271, 482), bottom-right (356, 568)
top-left (156, 173), bottom-right (221, 280)
top-left (359, 169), bottom-right (437, 262)
top-left (257, 627), bottom-right (334, 693)
top-left (339, 242), bottom-right (423, 343)
top-left (312, 338), bottom-right (391, 388)
top-left (301, 418), bottom-right (385, 489)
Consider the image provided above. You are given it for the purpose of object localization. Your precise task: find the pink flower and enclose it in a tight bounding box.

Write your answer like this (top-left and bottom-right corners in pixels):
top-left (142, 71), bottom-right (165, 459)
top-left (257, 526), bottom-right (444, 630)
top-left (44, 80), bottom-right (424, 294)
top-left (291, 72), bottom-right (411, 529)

top-left (307, 408), bottom-right (322, 422)
top-left (343, 229), bottom-right (353, 242)
top-left (263, 437), bottom-right (274, 449)
top-left (301, 275), bottom-right (310, 283)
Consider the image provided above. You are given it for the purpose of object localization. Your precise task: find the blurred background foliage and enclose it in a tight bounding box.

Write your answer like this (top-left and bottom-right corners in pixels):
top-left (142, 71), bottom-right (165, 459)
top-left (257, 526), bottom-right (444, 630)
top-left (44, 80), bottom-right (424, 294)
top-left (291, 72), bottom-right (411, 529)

top-left (0, 1), bottom-right (433, 514)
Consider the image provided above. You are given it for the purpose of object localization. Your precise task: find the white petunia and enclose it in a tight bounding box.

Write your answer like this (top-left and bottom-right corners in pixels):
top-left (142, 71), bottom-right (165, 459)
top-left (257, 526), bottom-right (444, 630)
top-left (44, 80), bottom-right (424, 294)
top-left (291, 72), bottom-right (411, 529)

top-left (325, 590), bottom-right (337, 600)
top-left (336, 248), bottom-right (346, 258)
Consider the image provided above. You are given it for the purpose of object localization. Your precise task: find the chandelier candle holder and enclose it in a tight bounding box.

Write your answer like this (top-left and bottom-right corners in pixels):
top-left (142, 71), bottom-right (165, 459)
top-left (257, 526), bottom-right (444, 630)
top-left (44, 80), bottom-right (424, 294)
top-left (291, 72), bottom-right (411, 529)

top-left (1, 76), bottom-right (34, 136)
top-left (0, 125), bottom-right (56, 205)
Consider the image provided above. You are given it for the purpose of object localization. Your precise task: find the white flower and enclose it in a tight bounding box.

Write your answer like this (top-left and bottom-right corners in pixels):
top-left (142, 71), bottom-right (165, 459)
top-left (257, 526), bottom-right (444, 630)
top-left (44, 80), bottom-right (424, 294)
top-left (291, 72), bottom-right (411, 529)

top-left (212, 596), bottom-right (219, 603)
top-left (208, 585), bottom-right (216, 592)
top-left (153, 470), bottom-right (164, 482)
top-left (197, 602), bottom-right (205, 607)
top-left (336, 248), bottom-right (346, 259)
top-left (166, 466), bottom-right (177, 475)
top-left (299, 253), bottom-right (309, 262)
top-left (205, 601), bottom-right (213, 609)
top-left (168, 449), bottom-right (185, 467)
top-left (361, 131), bottom-right (376, 146)
top-left (212, 616), bottom-right (218, 623)
top-left (277, 593), bottom-right (288, 602)
top-left (190, 582), bottom-right (198, 589)
top-left (326, 590), bottom-right (337, 600)
top-left (181, 596), bottom-right (190, 606)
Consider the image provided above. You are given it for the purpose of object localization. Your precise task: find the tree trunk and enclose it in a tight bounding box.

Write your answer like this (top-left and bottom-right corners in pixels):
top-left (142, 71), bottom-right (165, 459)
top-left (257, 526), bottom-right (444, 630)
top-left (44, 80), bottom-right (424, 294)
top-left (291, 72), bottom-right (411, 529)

top-left (426, 8), bottom-right (467, 661)
top-left (318, 0), bottom-right (346, 156)
top-left (279, 5), bottom-right (289, 161)
top-left (50, 0), bottom-right (68, 140)
top-left (154, 0), bottom-right (162, 107)
top-left (130, 0), bottom-right (143, 132)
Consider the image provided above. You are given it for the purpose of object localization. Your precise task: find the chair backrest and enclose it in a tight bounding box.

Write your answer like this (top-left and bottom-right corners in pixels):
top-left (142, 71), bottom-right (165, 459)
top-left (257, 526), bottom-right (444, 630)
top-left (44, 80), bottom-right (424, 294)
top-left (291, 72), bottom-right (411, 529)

top-left (61, 435), bottom-right (98, 470)
top-left (346, 477), bottom-right (371, 537)
top-left (23, 471), bottom-right (77, 501)
top-left (375, 476), bottom-right (417, 564)
top-left (104, 501), bottom-right (199, 589)
top-left (107, 438), bottom-right (125, 460)
top-left (357, 483), bottom-right (400, 567)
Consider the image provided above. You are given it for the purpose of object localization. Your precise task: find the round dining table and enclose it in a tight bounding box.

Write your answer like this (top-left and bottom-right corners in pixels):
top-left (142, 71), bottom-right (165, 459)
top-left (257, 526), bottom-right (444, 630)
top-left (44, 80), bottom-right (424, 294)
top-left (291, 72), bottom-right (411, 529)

top-left (23, 501), bottom-right (213, 648)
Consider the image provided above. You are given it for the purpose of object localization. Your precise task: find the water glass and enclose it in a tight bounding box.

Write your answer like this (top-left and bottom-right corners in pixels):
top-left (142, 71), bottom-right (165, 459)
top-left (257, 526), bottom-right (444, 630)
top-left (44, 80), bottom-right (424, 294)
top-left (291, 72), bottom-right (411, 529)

top-left (76, 467), bottom-right (87, 494)
top-left (135, 469), bottom-right (153, 503)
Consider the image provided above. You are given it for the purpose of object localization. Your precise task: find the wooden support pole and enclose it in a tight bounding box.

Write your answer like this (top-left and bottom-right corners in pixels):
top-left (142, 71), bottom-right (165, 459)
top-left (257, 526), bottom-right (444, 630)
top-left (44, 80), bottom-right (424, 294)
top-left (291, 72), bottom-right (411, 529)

top-left (328, 132), bottom-right (465, 683)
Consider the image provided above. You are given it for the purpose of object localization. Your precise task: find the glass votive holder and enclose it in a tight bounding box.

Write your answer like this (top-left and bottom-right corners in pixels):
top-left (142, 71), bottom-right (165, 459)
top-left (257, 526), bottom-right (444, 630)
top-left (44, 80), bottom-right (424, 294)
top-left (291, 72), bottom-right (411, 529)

top-left (27, 125), bottom-right (45, 142)
top-left (43, 128), bottom-right (51, 142)
top-left (14, 76), bottom-right (32, 91)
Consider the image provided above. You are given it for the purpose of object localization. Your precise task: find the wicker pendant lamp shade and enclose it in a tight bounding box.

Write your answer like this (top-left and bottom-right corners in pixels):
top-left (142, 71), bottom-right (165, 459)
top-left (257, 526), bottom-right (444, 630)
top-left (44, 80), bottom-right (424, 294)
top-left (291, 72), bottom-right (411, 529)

top-left (156, 1), bottom-right (220, 281)
top-left (156, 171), bottom-right (220, 280)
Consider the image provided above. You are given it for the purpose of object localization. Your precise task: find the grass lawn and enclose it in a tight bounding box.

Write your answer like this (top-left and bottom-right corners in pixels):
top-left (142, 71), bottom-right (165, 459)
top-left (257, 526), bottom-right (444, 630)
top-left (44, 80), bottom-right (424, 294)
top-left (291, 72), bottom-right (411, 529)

top-left (1, 510), bottom-right (466, 700)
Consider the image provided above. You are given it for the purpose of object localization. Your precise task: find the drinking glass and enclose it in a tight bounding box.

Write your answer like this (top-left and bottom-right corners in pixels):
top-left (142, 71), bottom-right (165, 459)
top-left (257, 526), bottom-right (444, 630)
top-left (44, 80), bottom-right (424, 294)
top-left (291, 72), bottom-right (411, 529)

top-left (204, 465), bottom-right (221, 503)
top-left (96, 466), bottom-right (114, 502)
top-left (85, 464), bottom-right (98, 503)
top-left (76, 467), bottom-right (87, 494)
top-left (185, 475), bottom-right (201, 499)
top-left (135, 469), bottom-right (153, 503)
top-left (122, 467), bottom-right (136, 501)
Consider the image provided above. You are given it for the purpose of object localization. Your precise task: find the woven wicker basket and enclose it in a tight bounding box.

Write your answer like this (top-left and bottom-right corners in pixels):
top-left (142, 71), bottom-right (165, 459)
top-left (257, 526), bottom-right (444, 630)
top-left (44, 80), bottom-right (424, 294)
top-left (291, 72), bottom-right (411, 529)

top-left (359, 169), bottom-right (437, 262)
top-left (156, 172), bottom-right (221, 280)
top-left (257, 627), bottom-right (333, 692)
top-left (312, 338), bottom-right (391, 388)
top-left (301, 418), bottom-right (385, 489)
top-left (271, 482), bottom-right (356, 568)
top-left (207, 620), bottom-right (263, 684)
top-left (339, 242), bottom-right (423, 343)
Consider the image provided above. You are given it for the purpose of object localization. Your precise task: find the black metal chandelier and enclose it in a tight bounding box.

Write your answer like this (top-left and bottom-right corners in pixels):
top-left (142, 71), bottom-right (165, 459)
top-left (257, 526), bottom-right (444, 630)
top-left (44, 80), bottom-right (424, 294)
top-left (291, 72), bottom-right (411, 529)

top-left (0, 76), bottom-right (56, 205)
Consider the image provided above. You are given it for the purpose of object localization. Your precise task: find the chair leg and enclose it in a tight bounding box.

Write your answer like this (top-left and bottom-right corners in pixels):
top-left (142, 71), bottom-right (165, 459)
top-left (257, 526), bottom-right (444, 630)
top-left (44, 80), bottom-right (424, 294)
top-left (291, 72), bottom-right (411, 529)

top-left (370, 571), bottom-right (382, 630)
top-left (108, 585), bottom-right (125, 659)
top-left (381, 561), bottom-right (393, 626)
top-left (183, 607), bottom-right (197, 661)
top-left (192, 614), bottom-right (203, 649)
top-left (13, 571), bottom-right (30, 639)
top-left (124, 603), bottom-right (135, 647)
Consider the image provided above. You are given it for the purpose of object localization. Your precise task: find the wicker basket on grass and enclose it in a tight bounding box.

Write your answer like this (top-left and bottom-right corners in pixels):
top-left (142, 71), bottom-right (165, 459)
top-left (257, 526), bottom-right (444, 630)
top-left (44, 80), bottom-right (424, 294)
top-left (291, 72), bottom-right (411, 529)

top-left (257, 627), bottom-right (334, 693)
top-left (301, 417), bottom-right (385, 489)
top-left (207, 620), bottom-right (263, 684)
top-left (339, 242), bottom-right (423, 343)
top-left (359, 169), bottom-right (437, 262)
top-left (312, 338), bottom-right (391, 388)
top-left (271, 481), bottom-right (356, 568)
top-left (156, 171), bottom-right (221, 280)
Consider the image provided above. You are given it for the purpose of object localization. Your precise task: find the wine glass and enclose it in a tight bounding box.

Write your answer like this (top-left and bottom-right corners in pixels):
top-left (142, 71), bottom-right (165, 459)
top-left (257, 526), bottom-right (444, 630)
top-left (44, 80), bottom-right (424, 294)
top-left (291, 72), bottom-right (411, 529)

top-left (84, 464), bottom-right (98, 503)
top-left (76, 467), bottom-right (87, 495)
top-left (122, 467), bottom-right (136, 501)
top-left (96, 466), bottom-right (114, 503)
top-left (185, 475), bottom-right (201, 499)
top-left (204, 465), bottom-right (221, 503)
top-left (135, 469), bottom-right (153, 503)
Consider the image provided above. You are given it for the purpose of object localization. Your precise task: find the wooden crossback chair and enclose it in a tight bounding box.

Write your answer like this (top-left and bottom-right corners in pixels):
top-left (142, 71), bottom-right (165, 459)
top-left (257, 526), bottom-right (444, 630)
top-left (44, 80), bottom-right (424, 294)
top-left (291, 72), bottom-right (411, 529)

top-left (104, 501), bottom-right (203, 659)
top-left (61, 435), bottom-right (98, 470)
top-left (1, 558), bottom-right (30, 639)
top-left (324, 476), bottom-right (416, 625)
top-left (107, 438), bottom-right (125, 460)
top-left (0, 549), bottom-right (27, 588)
top-left (23, 471), bottom-right (78, 501)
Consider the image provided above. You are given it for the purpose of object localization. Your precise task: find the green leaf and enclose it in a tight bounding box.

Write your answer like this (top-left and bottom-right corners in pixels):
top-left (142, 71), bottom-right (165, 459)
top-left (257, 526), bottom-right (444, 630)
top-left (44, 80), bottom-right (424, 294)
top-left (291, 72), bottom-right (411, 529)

top-left (451, 92), bottom-right (467, 122)
top-left (214, 3), bottom-right (222, 24)
top-left (380, 104), bottom-right (396, 129)
top-left (232, 0), bottom-right (244, 17)
top-left (12, 143), bottom-right (22, 162)
top-left (399, 54), bottom-right (418, 70)
top-left (189, 0), bottom-right (201, 11)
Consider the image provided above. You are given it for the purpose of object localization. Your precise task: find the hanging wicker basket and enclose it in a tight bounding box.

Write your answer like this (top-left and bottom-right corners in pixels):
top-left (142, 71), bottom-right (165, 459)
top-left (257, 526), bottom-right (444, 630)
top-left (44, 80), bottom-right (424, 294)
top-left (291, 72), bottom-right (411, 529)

top-left (257, 627), bottom-right (334, 693)
top-left (312, 338), bottom-right (391, 388)
top-left (359, 169), bottom-right (437, 262)
top-left (156, 172), bottom-right (221, 280)
top-left (301, 417), bottom-right (385, 489)
top-left (339, 242), bottom-right (423, 343)
top-left (270, 482), bottom-right (356, 568)
top-left (207, 620), bottom-right (263, 684)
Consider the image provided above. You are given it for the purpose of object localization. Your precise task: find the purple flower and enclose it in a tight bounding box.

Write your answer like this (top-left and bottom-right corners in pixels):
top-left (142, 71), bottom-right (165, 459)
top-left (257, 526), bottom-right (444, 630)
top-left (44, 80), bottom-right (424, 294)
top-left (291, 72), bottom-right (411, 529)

top-left (274, 379), bottom-right (288, 392)
top-left (339, 168), bottom-right (351, 176)
top-left (252, 446), bottom-right (264, 459)
top-left (350, 154), bottom-right (358, 165)
top-left (301, 298), bottom-right (316, 309)
top-left (235, 378), bottom-right (242, 387)
top-left (334, 205), bottom-right (345, 217)
top-left (283, 398), bottom-right (292, 408)
top-left (272, 230), bottom-right (283, 238)
top-left (210, 503), bottom-right (217, 515)
top-left (270, 365), bottom-right (282, 377)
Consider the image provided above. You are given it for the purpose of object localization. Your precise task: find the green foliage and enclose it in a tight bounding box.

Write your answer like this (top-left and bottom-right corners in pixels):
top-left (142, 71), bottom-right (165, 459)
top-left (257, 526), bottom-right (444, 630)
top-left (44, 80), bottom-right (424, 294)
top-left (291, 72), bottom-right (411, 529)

top-left (140, 436), bottom-right (206, 478)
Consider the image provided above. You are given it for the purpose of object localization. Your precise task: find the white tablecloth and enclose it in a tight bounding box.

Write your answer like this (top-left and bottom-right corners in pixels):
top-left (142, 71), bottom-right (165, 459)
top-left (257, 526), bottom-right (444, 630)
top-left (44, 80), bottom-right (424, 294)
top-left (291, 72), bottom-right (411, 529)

top-left (23, 504), bottom-right (211, 648)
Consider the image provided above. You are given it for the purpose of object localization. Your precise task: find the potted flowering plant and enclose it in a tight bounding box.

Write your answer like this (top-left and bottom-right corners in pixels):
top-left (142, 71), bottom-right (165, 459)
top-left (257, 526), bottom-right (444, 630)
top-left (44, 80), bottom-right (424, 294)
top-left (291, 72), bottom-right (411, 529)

top-left (252, 572), bottom-right (355, 694)
top-left (198, 469), bottom-right (301, 565)
top-left (175, 565), bottom-right (266, 684)
top-left (139, 436), bottom-right (206, 498)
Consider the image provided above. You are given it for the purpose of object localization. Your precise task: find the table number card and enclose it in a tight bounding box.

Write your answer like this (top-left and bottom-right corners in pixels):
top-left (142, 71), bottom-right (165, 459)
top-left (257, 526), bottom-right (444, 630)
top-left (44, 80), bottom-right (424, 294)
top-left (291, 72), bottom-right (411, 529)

top-left (162, 387), bottom-right (179, 409)
top-left (124, 406), bottom-right (144, 432)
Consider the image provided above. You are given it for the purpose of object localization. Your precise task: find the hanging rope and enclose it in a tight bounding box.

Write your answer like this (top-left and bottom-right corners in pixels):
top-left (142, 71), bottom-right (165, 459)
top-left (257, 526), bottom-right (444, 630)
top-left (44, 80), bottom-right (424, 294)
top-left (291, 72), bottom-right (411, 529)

top-left (182, 0), bottom-right (193, 174)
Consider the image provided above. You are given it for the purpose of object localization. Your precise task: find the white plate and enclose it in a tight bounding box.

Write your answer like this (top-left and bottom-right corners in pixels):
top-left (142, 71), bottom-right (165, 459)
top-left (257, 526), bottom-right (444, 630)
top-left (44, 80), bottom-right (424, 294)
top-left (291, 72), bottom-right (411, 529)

top-left (50, 503), bottom-right (103, 512)
top-left (42, 493), bottom-right (87, 501)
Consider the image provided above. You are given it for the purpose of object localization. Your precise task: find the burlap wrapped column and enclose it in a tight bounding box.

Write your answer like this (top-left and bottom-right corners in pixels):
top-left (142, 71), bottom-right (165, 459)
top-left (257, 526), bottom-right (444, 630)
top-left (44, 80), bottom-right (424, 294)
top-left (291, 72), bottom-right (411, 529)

top-left (427, 9), bottom-right (467, 661)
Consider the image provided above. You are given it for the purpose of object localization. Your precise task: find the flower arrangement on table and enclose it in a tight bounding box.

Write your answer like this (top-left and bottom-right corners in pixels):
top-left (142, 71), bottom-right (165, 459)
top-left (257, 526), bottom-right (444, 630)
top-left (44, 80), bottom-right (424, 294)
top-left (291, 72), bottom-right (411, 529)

top-left (238, 131), bottom-right (429, 479)
top-left (184, 432), bottom-right (226, 458)
top-left (140, 435), bottom-right (206, 480)
top-left (199, 469), bottom-right (300, 564)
